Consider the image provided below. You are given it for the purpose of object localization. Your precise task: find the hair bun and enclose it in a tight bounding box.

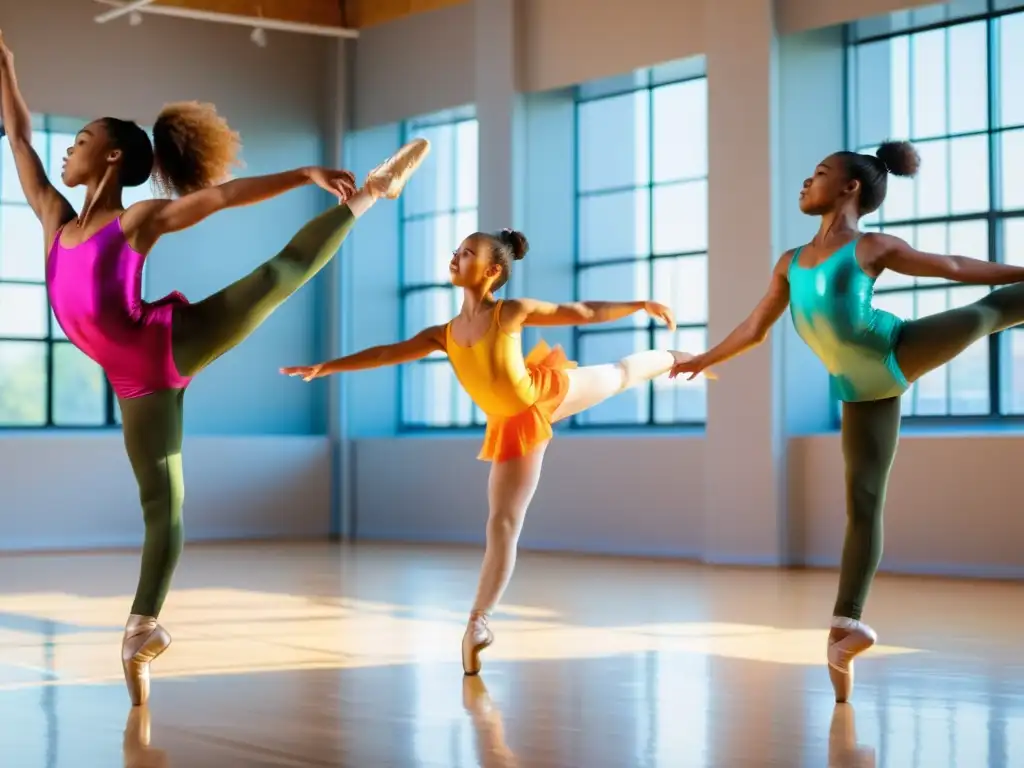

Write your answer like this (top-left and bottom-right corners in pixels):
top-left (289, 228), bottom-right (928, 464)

top-left (875, 140), bottom-right (920, 178)
top-left (497, 228), bottom-right (529, 261)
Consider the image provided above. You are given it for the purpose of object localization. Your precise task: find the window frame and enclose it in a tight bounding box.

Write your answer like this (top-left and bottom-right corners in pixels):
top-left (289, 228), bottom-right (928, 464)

top-left (844, 2), bottom-right (1024, 425)
top-left (571, 68), bottom-right (709, 429)
top-left (0, 115), bottom-right (126, 430)
top-left (397, 108), bottom-right (484, 432)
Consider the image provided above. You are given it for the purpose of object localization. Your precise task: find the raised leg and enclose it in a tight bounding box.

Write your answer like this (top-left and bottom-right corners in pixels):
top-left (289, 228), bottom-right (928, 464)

top-left (171, 138), bottom-right (430, 377)
top-left (550, 350), bottom-right (681, 422)
top-left (464, 444), bottom-right (548, 675)
top-left (828, 395), bottom-right (901, 702)
top-left (895, 281), bottom-right (1024, 382)
top-left (119, 388), bottom-right (186, 706)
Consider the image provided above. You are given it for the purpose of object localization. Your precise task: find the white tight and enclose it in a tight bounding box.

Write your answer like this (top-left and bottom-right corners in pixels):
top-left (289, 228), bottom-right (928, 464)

top-left (470, 350), bottom-right (677, 614)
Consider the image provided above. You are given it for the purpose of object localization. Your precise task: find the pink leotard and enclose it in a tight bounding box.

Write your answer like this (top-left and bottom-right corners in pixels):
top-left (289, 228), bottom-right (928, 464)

top-left (47, 217), bottom-right (192, 399)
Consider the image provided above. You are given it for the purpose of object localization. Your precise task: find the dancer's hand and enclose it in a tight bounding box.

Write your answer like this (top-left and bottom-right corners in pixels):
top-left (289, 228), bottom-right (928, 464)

top-left (669, 353), bottom-right (716, 381)
top-left (0, 30), bottom-right (13, 65)
top-left (643, 301), bottom-right (676, 331)
top-left (280, 363), bottom-right (326, 381)
top-left (306, 168), bottom-right (358, 202)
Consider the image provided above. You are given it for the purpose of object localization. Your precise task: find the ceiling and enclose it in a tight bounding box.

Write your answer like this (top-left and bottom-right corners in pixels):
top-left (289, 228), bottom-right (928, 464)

top-left (128, 0), bottom-right (470, 31)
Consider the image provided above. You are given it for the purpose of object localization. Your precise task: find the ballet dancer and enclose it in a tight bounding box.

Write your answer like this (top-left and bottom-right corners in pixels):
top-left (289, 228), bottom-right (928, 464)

top-left (0, 31), bottom-right (430, 705)
top-left (670, 140), bottom-right (1024, 702)
top-left (282, 228), bottom-right (712, 674)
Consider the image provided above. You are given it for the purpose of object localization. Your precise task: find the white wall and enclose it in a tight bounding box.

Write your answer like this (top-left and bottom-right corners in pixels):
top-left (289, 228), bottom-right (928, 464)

top-left (0, 0), bottom-right (339, 550)
top-left (343, 0), bottom-right (1024, 580)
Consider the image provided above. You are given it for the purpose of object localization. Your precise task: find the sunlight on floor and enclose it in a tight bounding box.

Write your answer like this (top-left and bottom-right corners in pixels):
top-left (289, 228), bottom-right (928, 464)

top-left (0, 588), bottom-right (922, 692)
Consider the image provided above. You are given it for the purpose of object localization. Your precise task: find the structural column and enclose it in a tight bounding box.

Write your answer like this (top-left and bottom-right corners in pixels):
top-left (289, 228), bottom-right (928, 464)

top-left (473, 0), bottom-right (525, 291)
top-left (324, 38), bottom-right (353, 539)
top-left (703, 0), bottom-right (786, 565)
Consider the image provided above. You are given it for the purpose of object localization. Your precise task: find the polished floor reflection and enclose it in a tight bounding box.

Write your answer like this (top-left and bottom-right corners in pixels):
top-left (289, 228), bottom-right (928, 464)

top-left (0, 542), bottom-right (1021, 766)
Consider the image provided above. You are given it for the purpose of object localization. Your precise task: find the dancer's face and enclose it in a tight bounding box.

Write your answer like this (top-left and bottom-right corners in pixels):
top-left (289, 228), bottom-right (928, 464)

top-left (60, 120), bottom-right (120, 188)
top-left (799, 154), bottom-right (856, 216)
top-left (449, 235), bottom-right (502, 289)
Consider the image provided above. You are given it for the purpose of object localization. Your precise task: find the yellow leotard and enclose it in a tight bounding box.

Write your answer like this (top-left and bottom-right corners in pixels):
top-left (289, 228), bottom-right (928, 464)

top-left (445, 300), bottom-right (576, 462)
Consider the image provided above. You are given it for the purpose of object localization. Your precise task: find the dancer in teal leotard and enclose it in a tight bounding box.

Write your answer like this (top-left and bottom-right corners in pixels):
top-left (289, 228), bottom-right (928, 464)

top-left (671, 140), bottom-right (1024, 702)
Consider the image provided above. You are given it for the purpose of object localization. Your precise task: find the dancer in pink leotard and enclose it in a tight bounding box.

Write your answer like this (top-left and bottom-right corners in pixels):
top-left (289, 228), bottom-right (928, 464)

top-left (0, 31), bottom-right (430, 706)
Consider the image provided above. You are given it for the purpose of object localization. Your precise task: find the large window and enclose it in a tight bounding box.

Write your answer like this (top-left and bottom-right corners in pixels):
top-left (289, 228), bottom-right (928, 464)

top-left (0, 116), bottom-right (148, 427)
top-left (398, 107), bottom-right (481, 429)
top-left (573, 59), bottom-right (709, 426)
top-left (848, 1), bottom-right (1024, 418)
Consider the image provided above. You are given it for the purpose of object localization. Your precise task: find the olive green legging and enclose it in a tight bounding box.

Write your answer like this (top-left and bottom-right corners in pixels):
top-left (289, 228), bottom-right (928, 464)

top-left (835, 281), bottom-right (1024, 620)
top-left (121, 203), bottom-right (356, 617)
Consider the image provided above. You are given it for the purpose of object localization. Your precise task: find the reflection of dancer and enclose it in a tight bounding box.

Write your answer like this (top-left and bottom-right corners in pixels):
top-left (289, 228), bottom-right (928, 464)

top-left (463, 676), bottom-right (517, 768)
top-left (283, 229), bottom-right (709, 674)
top-left (123, 706), bottom-right (168, 768)
top-left (828, 704), bottom-right (875, 768)
top-left (0, 31), bottom-right (430, 706)
top-left (671, 141), bottom-right (1024, 702)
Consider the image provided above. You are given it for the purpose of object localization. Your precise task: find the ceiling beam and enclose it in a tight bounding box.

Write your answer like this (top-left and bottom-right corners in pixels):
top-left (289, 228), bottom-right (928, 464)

top-left (342, 0), bottom-right (470, 29)
top-left (93, 0), bottom-right (356, 37)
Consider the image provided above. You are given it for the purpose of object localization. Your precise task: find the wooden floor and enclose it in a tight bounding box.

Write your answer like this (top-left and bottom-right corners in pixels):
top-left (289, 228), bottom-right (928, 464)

top-left (0, 542), bottom-right (1021, 767)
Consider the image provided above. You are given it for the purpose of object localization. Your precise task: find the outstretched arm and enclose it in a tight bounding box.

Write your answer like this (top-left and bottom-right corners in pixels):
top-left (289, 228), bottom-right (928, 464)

top-left (672, 252), bottom-right (791, 379)
top-left (127, 166), bottom-right (358, 248)
top-left (0, 43), bottom-right (75, 239)
top-left (502, 298), bottom-right (676, 331)
top-left (281, 325), bottom-right (446, 381)
top-left (867, 232), bottom-right (1024, 285)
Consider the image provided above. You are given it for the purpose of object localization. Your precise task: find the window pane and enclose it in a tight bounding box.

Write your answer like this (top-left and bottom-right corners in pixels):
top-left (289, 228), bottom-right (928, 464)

top-left (855, 40), bottom-right (906, 148)
top-left (403, 286), bottom-right (456, 339)
top-left (2, 133), bottom-right (47, 205)
top-left (914, 139), bottom-right (950, 218)
top-left (652, 181), bottom-right (707, 254)
top-left (454, 210), bottom-right (477, 246)
top-left (403, 123), bottom-right (456, 217)
top-left (47, 132), bottom-right (86, 212)
top-left (575, 331), bottom-right (650, 425)
top-left (949, 219), bottom-right (989, 263)
top-left (578, 189), bottom-right (650, 262)
top-left (1003, 329), bottom-right (1024, 413)
top-left (403, 215), bottom-right (454, 285)
top-left (1000, 129), bottom-right (1024, 211)
top-left (652, 79), bottom-right (707, 182)
top-left (949, 134), bottom-right (989, 214)
top-left (1005, 217), bottom-right (1024, 266)
top-left (0, 341), bottom-right (46, 425)
top-left (911, 29), bottom-right (947, 139)
top-left (577, 92), bottom-right (649, 193)
top-left (873, 289), bottom-right (914, 320)
top-left (51, 308), bottom-right (68, 340)
top-left (577, 262), bottom-right (651, 329)
top-left (1, 205), bottom-right (45, 281)
top-left (0, 284), bottom-right (48, 338)
top-left (912, 222), bottom-right (950, 286)
top-left (653, 327), bottom-right (707, 423)
top-left (455, 120), bottom-right (478, 209)
top-left (402, 359), bottom-right (477, 427)
top-left (52, 342), bottom-right (106, 426)
top-left (652, 255), bottom-right (707, 325)
top-left (999, 13), bottom-right (1024, 127)
top-left (947, 21), bottom-right (988, 135)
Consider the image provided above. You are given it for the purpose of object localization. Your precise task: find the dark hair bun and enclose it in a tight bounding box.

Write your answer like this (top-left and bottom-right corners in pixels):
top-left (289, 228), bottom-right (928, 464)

top-left (875, 140), bottom-right (920, 178)
top-left (497, 229), bottom-right (529, 261)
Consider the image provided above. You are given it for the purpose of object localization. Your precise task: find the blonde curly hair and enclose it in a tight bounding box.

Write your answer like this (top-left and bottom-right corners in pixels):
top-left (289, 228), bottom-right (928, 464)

top-left (151, 101), bottom-right (243, 197)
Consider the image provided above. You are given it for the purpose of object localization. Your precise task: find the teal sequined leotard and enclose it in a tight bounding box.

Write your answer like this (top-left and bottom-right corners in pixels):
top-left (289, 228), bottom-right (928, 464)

top-left (788, 238), bottom-right (908, 402)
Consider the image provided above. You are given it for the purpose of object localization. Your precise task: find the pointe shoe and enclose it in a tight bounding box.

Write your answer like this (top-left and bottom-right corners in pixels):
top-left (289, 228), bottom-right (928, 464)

top-left (462, 614), bottom-right (494, 676)
top-left (827, 620), bottom-right (877, 703)
top-left (122, 624), bottom-right (172, 707)
top-left (364, 138), bottom-right (430, 200)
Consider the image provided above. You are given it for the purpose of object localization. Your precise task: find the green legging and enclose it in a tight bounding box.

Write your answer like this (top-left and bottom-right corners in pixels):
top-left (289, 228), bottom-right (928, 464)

top-left (835, 281), bottom-right (1024, 619)
top-left (121, 203), bottom-right (357, 617)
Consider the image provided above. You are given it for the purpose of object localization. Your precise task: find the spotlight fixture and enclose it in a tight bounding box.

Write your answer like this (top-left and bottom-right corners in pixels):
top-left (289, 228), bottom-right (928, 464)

top-left (250, 27), bottom-right (267, 47)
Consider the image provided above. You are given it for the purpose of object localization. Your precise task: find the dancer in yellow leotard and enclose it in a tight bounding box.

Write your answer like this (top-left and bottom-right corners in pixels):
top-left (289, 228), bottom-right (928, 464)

top-left (282, 228), bottom-right (714, 674)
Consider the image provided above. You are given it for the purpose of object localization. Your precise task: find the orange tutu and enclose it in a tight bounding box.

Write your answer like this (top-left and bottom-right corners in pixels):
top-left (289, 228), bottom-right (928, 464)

top-left (477, 340), bottom-right (577, 463)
